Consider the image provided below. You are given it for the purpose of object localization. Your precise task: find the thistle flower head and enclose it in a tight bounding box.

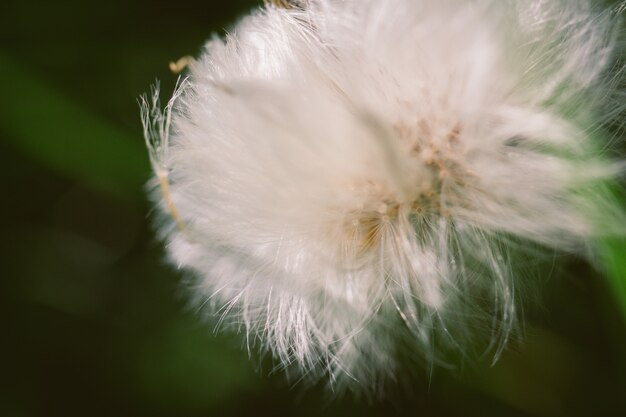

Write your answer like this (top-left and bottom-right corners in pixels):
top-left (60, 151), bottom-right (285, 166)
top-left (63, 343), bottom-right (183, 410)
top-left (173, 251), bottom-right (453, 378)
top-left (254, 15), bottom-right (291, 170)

top-left (142, 0), bottom-right (626, 393)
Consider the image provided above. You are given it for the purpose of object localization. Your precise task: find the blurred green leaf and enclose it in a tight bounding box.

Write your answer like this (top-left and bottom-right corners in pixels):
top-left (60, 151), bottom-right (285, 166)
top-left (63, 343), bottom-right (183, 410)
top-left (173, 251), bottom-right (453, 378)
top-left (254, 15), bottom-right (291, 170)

top-left (469, 327), bottom-right (582, 417)
top-left (131, 316), bottom-right (258, 414)
top-left (601, 235), bottom-right (626, 320)
top-left (0, 51), bottom-right (149, 201)
top-left (594, 183), bottom-right (626, 322)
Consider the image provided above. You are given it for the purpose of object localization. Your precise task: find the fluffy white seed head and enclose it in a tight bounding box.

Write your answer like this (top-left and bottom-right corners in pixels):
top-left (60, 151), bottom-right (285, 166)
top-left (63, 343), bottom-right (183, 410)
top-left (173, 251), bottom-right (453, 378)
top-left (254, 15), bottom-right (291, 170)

top-left (142, 0), bottom-right (626, 393)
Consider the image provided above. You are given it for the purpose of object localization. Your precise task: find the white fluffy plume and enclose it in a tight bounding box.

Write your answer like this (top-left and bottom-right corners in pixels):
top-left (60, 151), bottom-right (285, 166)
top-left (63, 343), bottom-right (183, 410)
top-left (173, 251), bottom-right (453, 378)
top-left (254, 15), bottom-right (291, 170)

top-left (142, 0), bottom-right (626, 393)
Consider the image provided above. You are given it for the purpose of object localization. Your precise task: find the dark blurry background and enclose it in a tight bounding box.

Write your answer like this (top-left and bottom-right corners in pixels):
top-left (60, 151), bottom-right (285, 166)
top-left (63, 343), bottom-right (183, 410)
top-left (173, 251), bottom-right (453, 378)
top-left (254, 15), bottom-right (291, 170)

top-left (1, 1), bottom-right (625, 416)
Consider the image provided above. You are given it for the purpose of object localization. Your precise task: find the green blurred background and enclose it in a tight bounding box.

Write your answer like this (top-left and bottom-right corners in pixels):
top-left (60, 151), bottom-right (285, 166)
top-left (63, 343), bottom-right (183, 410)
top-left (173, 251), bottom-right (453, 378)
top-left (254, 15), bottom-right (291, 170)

top-left (1, 1), bottom-right (625, 416)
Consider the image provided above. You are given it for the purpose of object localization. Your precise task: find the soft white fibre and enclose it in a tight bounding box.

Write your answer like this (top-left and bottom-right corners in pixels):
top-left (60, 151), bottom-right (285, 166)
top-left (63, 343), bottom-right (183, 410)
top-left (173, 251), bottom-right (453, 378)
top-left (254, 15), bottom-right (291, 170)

top-left (143, 0), bottom-right (626, 393)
